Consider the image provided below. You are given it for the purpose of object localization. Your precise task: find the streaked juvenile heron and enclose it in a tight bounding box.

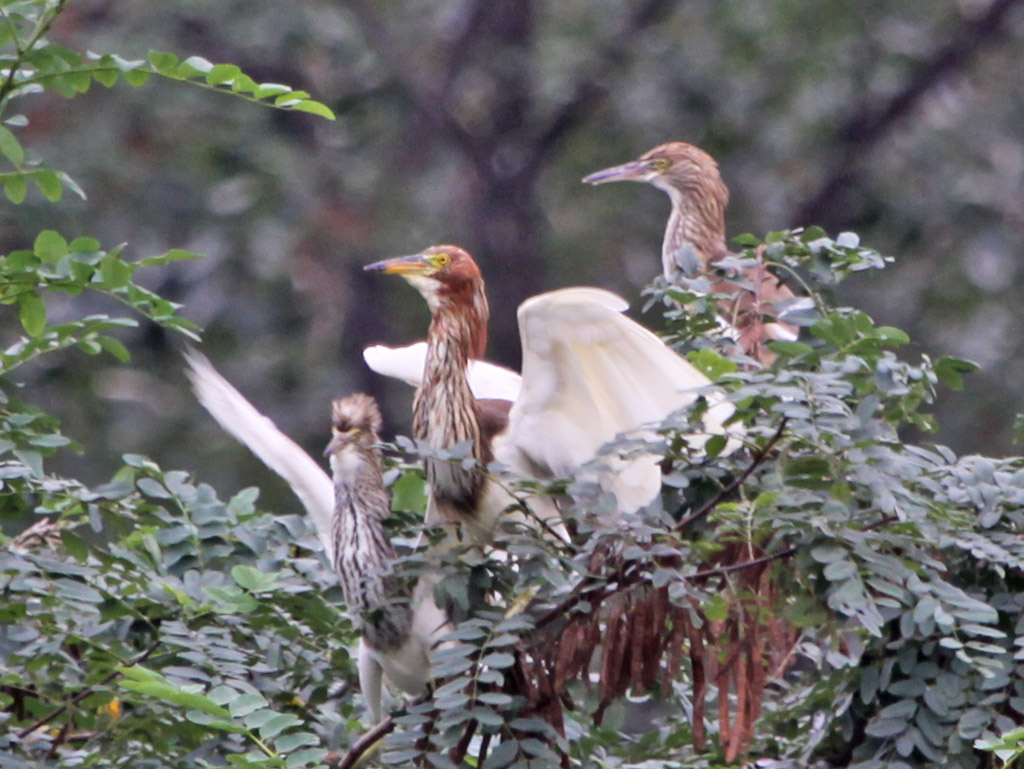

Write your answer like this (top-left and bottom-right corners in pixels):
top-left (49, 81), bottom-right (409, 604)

top-left (584, 142), bottom-right (809, 364)
top-left (325, 393), bottom-right (446, 723)
top-left (185, 354), bottom-right (446, 723)
top-left (364, 245), bottom-right (736, 537)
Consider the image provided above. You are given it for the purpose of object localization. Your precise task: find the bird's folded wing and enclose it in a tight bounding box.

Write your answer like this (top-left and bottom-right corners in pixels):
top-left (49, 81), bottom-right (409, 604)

top-left (184, 350), bottom-right (336, 561)
top-left (363, 342), bottom-right (522, 402)
top-left (497, 287), bottom-right (735, 508)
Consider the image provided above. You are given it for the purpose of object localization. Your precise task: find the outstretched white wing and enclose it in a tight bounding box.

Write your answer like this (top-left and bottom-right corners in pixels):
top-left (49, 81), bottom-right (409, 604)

top-left (496, 287), bottom-right (736, 511)
top-left (184, 350), bottom-right (336, 561)
top-left (363, 341), bottom-right (522, 402)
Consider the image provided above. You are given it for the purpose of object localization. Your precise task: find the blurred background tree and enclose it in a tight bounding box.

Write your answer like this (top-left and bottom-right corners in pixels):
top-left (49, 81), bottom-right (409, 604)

top-left (9, 0), bottom-right (1023, 513)
top-left (4, 3), bottom-right (1024, 767)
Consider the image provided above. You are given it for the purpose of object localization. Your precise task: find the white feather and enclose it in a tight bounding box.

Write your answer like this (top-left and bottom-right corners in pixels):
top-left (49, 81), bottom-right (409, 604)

top-left (366, 289), bottom-right (737, 514)
top-left (185, 351), bottom-right (448, 722)
top-left (363, 342), bottom-right (522, 402)
top-left (496, 287), bottom-right (737, 511)
top-left (184, 350), bottom-right (336, 561)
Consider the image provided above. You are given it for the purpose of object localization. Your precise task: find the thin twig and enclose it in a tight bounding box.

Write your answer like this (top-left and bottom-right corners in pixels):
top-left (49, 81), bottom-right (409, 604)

top-left (863, 515), bottom-right (898, 531)
top-left (687, 547), bottom-right (797, 582)
top-left (450, 718), bottom-right (478, 764)
top-left (676, 418), bottom-right (789, 531)
top-left (330, 715), bottom-right (394, 769)
top-left (330, 693), bottom-right (431, 769)
top-left (17, 640), bottom-right (160, 740)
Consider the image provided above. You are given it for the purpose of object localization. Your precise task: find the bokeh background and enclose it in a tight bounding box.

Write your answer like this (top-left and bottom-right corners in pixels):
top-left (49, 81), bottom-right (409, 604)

top-left (8, 0), bottom-right (1024, 512)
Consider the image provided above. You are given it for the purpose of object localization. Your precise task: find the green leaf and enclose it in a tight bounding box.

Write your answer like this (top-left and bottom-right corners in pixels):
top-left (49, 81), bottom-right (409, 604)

top-left (687, 347), bottom-right (737, 380)
top-left (99, 336), bottom-right (131, 363)
top-left (482, 739), bottom-right (520, 769)
top-left (0, 125), bottom-right (24, 166)
top-left (704, 434), bottom-right (726, 459)
top-left (92, 67), bottom-right (119, 87)
top-left (231, 564), bottom-right (279, 592)
top-left (274, 731), bottom-right (319, 753)
top-left (703, 594), bottom-right (729, 622)
top-left (258, 712), bottom-right (301, 740)
top-left (147, 50), bottom-right (179, 72)
top-left (767, 340), bottom-right (815, 358)
top-left (100, 252), bottom-right (133, 289)
top-left (5, 173), bottom-right (26, 203)
top-left (391, 471), bottom-right (426, 513)
top-left (124, 69), bottom-right (150, 87)
top-left (118, 665), bottom-right (173, 685)
top-left (119, 681), bottom-right (231, 718)
top-left (34, 171), bottom-right (63, 201)
top-left (179, 56), bottom-right (214, 76)
top-left (18, 292), bottom-right (46, 336)
top-left (287, 100), bottom-right (336, 120)
top-left (875, 326), bottom-right (910, 345)
top-left (206, 63), bottom-right (242, 86)
top-left (731, 233), bottom-right (762, 247)
top-left (34, 230), bottom-right (68, 263)
top-left (285, 748), bottom-right (329, 769)
top-left (137, 248), bottom-right (205, 268)
top-left (479, 652), bottom-right (515, 669)
top-left (69, 236), bottom-right (102, 253)
top-left (229, 693), bottom-right (269, 718)
top-left (185, 711), bottom-right (251, 734)
top-left (60, 530), bottom-right (89, 561)
top-left (934, 356), bottom-right (979, 391)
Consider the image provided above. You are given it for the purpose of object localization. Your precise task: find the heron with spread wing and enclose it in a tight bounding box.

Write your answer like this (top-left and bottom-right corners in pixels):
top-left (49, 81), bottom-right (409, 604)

top-left (584, 142), bottom-right (810, 364)
top-left (185, 354), bottom-right (446, 723)
top-left (364, 245), bottom-right (736, 537)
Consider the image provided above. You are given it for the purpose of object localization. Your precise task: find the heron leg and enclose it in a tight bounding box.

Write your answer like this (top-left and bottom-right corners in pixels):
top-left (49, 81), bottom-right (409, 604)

top-left (357, 639), bottom-right (384, 724)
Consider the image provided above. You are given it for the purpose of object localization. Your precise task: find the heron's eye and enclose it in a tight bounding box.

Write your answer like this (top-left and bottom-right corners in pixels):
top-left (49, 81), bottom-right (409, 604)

top-left (650, 157), bottom-right (671, 171)
top-left (432, 252), bottom-right (451, 267)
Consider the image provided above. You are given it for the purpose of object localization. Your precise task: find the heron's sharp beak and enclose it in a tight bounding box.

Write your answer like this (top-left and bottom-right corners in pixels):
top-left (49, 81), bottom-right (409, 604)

top-left (582, 160), bottom-right (650, 185)
top-left (324, 433), bottom-right (347, 457)
top-left (364, 253), bottom-right (431, 275)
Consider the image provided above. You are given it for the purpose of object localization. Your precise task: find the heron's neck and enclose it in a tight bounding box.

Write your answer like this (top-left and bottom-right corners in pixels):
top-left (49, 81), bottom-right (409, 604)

top-left (414, 292), bottom-right (490, 516)
top-left (331, 444), bottom-right (410, 652)
top-left (657, 178), bottom-right (729, 279)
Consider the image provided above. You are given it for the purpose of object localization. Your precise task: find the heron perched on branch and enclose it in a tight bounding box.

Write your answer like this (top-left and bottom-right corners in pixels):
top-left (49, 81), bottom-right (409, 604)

top-left (584, 142), bottom-right (810, 364)
top-left (185, 354), bottom-right (445, 723)
top-left (364, 245), bottom-right (735, 537)
top-left (324, 393), bottom-right (446, 723)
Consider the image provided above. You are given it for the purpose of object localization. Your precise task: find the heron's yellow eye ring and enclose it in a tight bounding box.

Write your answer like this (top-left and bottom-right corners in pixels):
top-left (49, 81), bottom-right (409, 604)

top-left (433, 252), bottom-right (451, 267)
top-left (651, 157), bottom-right (671, 171)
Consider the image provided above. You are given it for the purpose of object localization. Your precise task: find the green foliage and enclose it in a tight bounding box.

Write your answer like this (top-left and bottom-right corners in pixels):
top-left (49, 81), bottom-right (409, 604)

top-left (1, 3), bottom-right (1023, 768)
top-left (0, 2), bottom-right (342, 766)
top-left (0, 0), bottom-right (333, 205)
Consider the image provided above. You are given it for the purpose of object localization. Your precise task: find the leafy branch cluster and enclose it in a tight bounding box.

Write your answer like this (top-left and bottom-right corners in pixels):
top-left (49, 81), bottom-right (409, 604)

top-left (1, 2), bottom-right (1023, 769)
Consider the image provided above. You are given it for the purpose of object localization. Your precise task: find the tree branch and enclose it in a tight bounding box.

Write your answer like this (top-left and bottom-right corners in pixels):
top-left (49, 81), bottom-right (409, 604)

top-left (675, 418), bottom-right (788, 532)
top-left (17, 640), bottom-right (161, 740)
top-left (329, 713), bottom-right (395, 769)
top-left (328, 693), bottom-right (431, 769)
top-left (793, 0), bottom-right (1024, 226)
top-left (343, 0), bottom-right (486, 165)
top-left (529, 0), bottom-right (682, 171)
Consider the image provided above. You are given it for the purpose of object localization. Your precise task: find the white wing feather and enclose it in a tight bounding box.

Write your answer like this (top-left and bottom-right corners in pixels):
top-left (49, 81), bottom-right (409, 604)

top-left (496, 287), bottom-right (736, 511)
top-left (184, 350), bottom-right (336, 562)
top-left (186, 351), bottom-right (449, 720)
top-left (363, 342), bottom-right (522, 402)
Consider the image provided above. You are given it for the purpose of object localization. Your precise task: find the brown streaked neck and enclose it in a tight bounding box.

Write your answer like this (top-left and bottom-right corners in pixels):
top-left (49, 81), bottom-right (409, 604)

top-left (413, 279), bottom-right (492, 518)
top-left (654, 174), bottom-right (730, 279)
